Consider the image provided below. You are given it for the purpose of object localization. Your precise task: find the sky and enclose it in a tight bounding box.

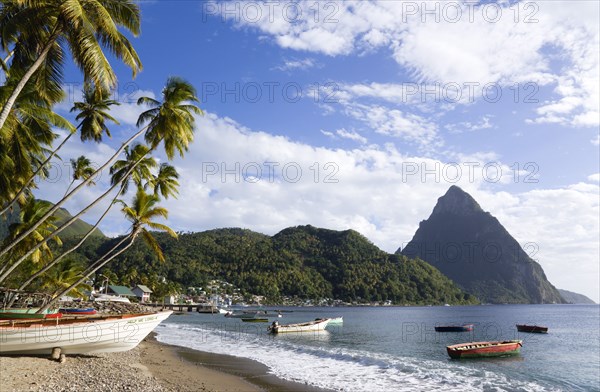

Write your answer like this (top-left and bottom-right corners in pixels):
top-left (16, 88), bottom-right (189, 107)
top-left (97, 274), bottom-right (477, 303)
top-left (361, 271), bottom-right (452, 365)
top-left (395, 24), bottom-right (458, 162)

top-left (31, 1), bottom-right (599, 301)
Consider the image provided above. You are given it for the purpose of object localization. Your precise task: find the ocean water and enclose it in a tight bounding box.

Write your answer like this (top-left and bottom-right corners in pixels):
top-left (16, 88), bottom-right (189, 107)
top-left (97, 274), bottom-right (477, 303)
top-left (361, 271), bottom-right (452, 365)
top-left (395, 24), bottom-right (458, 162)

top-left (155, 305), bottom-right (600, 391)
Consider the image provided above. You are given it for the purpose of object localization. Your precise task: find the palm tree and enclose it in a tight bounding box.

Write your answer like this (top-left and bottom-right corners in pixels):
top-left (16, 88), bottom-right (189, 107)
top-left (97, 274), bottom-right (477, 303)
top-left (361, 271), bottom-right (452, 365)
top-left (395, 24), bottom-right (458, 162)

top-left (0, 199), bottom-right (62, 279)
top-left (64, 156), bottom-right (96, 196)
top-left (110, 143), bottom-right (157, 194)
top-left (138, 77), bottom-right (203, 159)
top-left (0, 83), bottom-right (71, 209)
top-left (0, 0), bottom-right (142, 130)
top-left (12, 143), bottom-right (161, 291)
top-left (0, 84), bottom-right (117, 216)
top-left (0, 77), bottom-right (200, 270)
top-left (147, 163), bottom-right (180, 199)
top-left (71, 84), bottom-right (120, 142)
top-left (39, 259), bottom-right (91, 299)
top-left (38, 188), bottom-right (177, 313)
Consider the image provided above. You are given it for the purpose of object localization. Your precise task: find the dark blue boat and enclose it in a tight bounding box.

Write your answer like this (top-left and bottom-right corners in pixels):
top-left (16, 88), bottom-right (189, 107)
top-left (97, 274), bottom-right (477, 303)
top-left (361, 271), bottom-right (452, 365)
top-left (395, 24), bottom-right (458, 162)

top-left (435, 324), bottom-right (473, 332)
top-left (59, 307), bottom-right (97, 315)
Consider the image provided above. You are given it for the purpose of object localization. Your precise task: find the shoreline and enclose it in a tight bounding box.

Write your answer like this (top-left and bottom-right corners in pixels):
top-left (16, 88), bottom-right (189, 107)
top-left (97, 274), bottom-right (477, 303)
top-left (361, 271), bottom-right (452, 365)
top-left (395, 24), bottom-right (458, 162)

top-left (0, 331), bottom-right (331, 392)
top-left (145, 332), bottom-right (331, 392)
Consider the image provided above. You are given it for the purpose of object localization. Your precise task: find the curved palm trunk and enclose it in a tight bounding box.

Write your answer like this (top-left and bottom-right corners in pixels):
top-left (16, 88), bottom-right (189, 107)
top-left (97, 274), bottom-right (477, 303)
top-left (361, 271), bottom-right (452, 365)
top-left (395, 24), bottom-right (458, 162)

top-left (16, 185), bottom-right (125, 293)
top-left (0, 132), bottom-right (75, 216)
top-left (0, 149), bottom-right (149, 283)
top-left (0, 28), bottom-right (61, 130)
top-left (37, 232), bottom-right (137, 314)
top-left (0, 124), bottom-right (149, 261)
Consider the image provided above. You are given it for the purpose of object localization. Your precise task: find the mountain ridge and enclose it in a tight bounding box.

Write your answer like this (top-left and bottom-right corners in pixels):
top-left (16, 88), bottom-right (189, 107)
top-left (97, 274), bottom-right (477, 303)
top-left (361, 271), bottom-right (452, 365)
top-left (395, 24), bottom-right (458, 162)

top-left (399, 186), bottom-right (565, 304)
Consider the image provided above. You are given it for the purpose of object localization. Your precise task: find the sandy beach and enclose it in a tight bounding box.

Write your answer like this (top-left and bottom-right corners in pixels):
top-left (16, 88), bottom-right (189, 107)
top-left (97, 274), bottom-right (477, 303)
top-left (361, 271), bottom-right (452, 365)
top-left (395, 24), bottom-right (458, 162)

top-left (0, 333), bottom-right (328, 392)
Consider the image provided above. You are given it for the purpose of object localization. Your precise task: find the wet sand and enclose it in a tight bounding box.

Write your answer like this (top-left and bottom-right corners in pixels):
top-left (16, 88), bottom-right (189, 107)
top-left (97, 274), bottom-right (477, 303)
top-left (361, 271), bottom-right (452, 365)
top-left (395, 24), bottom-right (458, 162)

top-left (0, 333), bottom-right (330, 392)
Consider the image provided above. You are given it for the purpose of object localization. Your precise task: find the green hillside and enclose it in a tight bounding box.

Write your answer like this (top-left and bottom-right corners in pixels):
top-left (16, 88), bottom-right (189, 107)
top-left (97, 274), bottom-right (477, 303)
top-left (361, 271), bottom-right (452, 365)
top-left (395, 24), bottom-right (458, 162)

top-left (0, 202), bottom-right (105, 241)
top-left (81, 225), bottom-right (477, 305)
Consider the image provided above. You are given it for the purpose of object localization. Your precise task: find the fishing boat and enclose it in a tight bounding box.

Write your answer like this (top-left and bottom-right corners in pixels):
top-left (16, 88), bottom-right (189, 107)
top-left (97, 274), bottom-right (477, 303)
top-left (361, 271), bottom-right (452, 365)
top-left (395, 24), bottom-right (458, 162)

top-left (435, 324), bottom-right (473, 332)
top-left (0, 308), bottom-right (62, 320)
top-left (0, 310), bottom-right (172, 355)
top-left (268, 318), bottom-right (330, 334)
top-left (315, 316), bottom-right (343, 325)
top-left (446, 340), bottom-right (523, 359)
top-left (59, 307), bottom-right (98, 315)
top-left (196, 303), bottom-right (227, 314)
top-left (241, 317), bottom-right (268, 322)
top-left (92, 294), bottom-right (131, 303)
top-left (516, 324), bottom-right (548, 333)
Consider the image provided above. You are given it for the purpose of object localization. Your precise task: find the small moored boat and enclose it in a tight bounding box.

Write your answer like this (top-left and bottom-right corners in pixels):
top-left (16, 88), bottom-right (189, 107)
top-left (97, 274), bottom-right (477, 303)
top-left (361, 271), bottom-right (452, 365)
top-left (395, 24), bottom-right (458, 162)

top-left (435, 324), bottom-right (473, 332)
top-left (516, 324), bottom-right (548, 333)
top-left (269, 318), bottom-right (330, 334)
top-left (241, 318), bottom-right (268, 322)
top-left (446, 340), bottom-right (523, 359)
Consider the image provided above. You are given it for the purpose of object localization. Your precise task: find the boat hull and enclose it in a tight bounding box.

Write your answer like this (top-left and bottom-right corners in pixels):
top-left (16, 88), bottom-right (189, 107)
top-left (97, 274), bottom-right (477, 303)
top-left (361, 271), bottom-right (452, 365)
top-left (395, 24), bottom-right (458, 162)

top-left (435, 324), bottom-right (473, 332)
top-left (447, 340), bottom-right (522, 359)
top-left (516, 324), bottom-right (548, 333)
top-left (0, 311), bottom-right (172, 355)
top-left (270, 319), bottom-right (330, 334)
top-left (241, 318), bottom-right (268, 322)
top-left (59, 308), bottom-right (98, 315)
top-left (0, 308), bottom-right (61, 320)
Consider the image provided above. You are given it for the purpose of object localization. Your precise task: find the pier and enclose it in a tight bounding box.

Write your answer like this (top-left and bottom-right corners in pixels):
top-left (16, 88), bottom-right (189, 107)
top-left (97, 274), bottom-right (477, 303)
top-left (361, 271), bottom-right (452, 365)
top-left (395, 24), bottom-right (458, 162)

top-left (146, 303), bottom-right (222, 313)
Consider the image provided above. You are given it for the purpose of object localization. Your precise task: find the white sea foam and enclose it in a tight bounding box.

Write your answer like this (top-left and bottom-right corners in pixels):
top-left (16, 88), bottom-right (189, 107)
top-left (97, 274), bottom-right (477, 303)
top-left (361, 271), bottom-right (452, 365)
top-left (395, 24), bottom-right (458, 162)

top-left (155, 321), bottom-right (559, 392)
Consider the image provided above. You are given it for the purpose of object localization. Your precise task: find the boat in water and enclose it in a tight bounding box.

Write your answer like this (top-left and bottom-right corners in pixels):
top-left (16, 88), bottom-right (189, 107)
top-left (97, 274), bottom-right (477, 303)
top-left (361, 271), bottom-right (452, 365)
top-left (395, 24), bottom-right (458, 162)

top-left (315, 316), bottom-right (343, 325)
top-left (446, 340), bottom-right (523, 359)
top-left (435, 324), bottom-right (473, 332)
top-left (269, 318), bottom-right (330, 334)
top-left (241, 317), bottom-right (268, 322)
top-left (0, 311), bottom-right (172, 355)
top-left (516, 324), bottom-right (548, 333)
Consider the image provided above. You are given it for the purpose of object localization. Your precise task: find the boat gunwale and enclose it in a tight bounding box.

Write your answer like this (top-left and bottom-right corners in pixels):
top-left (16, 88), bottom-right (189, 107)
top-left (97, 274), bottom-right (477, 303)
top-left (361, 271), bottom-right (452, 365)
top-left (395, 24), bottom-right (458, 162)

top-left (0, 312), bottom-right (167, 328)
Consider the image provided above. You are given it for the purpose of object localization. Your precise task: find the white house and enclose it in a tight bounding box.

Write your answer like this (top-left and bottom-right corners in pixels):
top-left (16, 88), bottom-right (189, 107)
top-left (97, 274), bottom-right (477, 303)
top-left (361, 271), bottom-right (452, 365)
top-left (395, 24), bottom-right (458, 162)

top-left (131, 285), bottom-right (153, 303)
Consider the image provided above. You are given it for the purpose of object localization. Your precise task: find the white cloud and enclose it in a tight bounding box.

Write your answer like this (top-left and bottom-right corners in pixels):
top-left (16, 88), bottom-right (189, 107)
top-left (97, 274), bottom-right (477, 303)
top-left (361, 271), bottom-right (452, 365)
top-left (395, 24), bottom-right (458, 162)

top-left (445, 116), bottom-right (493, 134)
top-left (588, 173), bottom-right (600, 183)
top-left (274, 58), bottom-right (318, 71)
top-left (591, 134), bottom-right (600, 146)
top-left (322, 128), bottom-right (367, 144)
top-left (224, 0), bottom-right (599, 128)
top-left (344, 104), bottom-right (441, 150)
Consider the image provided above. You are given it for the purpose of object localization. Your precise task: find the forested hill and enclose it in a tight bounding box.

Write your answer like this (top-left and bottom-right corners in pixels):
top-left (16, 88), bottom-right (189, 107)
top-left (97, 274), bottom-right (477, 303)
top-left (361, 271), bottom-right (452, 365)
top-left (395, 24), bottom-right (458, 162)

top-left (85, 225), bottom-right (477, 305)
top-left (0, 202), bottom-right (104, 241)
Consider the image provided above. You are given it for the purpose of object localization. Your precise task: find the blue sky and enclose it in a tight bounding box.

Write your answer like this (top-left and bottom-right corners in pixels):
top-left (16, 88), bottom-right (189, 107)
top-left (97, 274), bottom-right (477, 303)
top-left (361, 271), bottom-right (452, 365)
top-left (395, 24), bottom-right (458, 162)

top-left (39, 1), bottom-right (599, 300)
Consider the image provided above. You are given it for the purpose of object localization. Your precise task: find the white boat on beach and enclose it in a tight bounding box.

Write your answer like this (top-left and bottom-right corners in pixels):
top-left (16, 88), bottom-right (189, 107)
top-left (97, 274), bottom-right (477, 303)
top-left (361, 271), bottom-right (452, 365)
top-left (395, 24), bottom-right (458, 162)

top-left (92, 294), bottom-right (131, 303)
top-left (0, 311), bottom-right (172, 355)
top-left (268, 318), bottom-right (330, 334)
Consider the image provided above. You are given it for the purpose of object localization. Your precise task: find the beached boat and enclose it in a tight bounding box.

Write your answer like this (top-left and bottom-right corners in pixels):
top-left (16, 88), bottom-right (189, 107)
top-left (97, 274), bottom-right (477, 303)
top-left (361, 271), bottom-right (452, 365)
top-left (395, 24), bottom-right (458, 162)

top-left (0, 308), bottom-right (62, 320)
top-left (59, 307), bottom-right (98, 315)
top-left (446, 340), bottom-right (523, 359)
top-left (268, 318), bottom-right (330, 334)
top-left (435, 324), bottom-right (473, 332)
top-left (516, 324), bottom-right (548, 333)
top-left (241, 318), bottom-right (268, 322)
top-left (92, 294), bottom-right (131, 303)
top-left (0, 310), bottom-right (172, 355)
